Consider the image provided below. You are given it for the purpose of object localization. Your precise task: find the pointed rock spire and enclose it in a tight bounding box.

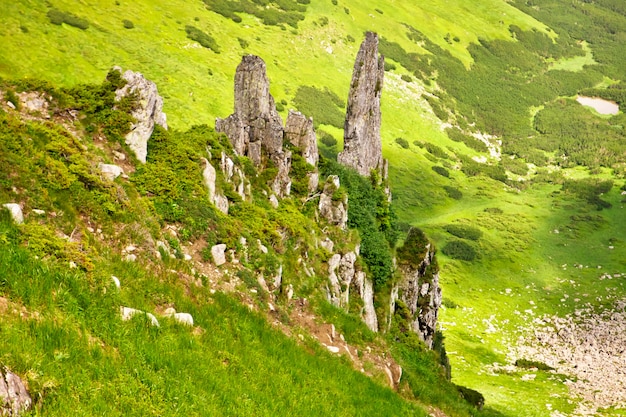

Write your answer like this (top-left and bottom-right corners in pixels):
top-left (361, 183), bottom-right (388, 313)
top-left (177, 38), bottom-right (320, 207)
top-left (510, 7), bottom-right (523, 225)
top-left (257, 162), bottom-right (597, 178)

top-left (338, 32), bottom-right (385, 177)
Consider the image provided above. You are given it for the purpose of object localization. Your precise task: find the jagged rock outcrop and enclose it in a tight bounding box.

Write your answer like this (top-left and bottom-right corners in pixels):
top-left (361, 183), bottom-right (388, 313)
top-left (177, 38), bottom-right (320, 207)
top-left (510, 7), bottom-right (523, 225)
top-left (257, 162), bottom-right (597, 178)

top-left (216, 55), bottom-right (292, 197)
top-left (354, 271), bottom-right (379, 332)
top-left (113, 67), bottom-right (168, 163)
top-left (201, 157), bottom-right (229, 214)
top-left (327, 248), bottom-right (378, 332)
top-left (0, 367), bottom-right (32, 416)
top-left (338, 32), bottom-right (385, 177)
top-left (393, 228), bottom-right (442, 348)
top-left (284, 110), bottom-right (319, 191)
top-left (318, 176), bottom-right (347, 229)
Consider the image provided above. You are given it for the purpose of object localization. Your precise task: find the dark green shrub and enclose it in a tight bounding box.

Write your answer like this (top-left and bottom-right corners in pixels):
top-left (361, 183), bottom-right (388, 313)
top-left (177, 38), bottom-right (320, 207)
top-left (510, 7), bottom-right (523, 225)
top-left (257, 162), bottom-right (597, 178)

top-left (443, 186), bottom-right (462, 200)
top-left (238, 37), bottom-right (249, 49)
top-left (441, 240), bottom-right (477, 261)
top-left (185, 25), bottom-right (220, 53)
top-left (331, 0), bottom-right (337, 5)
top-left (20, 25), bottom-right (29, 33)
top-left (401, 74), bottom-right (412, 83)
top-left (562, 178), bottom-right (613, 210)
top-left (47, 9), bottom-right (90, 30)
top-left (396, 227), bottom-right (431, 268)
top-left (344, 7), bottom-right (350, 14)
top-left (444, 224), bottom-right (482, 241)
top-left (445, 127), bottom-right (488, 153)
top-left (456, 385), bottom-right (484, 410)
top-left (395, 137), bottom-right (409, 149)
top-left (432, 166), bottom-right (449, 178)
top-left (515, 359), bottom-right (554, 371)
top-left (122, 19), bottom-right (134, 29)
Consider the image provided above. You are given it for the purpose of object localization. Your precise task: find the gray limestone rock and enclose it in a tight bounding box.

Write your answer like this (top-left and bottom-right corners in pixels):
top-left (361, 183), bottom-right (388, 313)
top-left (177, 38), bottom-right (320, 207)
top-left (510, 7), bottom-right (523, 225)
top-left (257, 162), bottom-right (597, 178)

top-left (0, 367), bottom-right (32, 416)
top-left (284, 110), bottom-right (318, 167)
top-left (354, 271), bottom-right (378, 332)
top-left (113, 67), bottom-right (167, 163)
top-left (216, 55), bottom-right (294, 197)
top-left (395, 228), bottom-right (442, 348)
top-left (216, 55), bottom-right (284, 164)
top-left (202, 158), bottom-right (229, 214)
top-left (2, 204), bottom-right (23, 224)
top-left (211, 244), bottom-right (227, 266)
top-left (338, 32), bottom-right (385, 177)
top-left (318, 176), bottom-right (347, 229)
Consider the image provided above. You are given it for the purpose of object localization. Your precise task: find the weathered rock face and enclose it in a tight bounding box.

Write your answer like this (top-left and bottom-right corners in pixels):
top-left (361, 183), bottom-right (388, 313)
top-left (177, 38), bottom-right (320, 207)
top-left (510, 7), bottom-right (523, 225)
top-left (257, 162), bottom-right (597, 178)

top-left (0, 367), bottom-right (32, 416)
top-left (394, 228), bottom-right (442, 348)
top-left (338, 32), bottom-right (385, 177)
top-left (285, 110), bottom-right (318, 167)
top-left (318, 176), bottom-right (347, 229)
top-left (113, 67), bottom-right (168, 163)
top-left (216, 55), bottom-right (292, 197)
top-left (354, 271), bottom-right (379, 332)
top-left (202, 157), bottom-right (229, 214)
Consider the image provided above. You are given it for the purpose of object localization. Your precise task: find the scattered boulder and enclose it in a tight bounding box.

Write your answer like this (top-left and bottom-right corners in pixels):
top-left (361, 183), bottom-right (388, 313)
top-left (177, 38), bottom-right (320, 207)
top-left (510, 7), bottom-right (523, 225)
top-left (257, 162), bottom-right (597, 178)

top-left (120, 306), bottom-right (160, 327)
top-left (211, 244), bottom-right (227, 266)
top-left (2, 204), bottom-right (23, 224)
top-left (338, 32), bottom-right (385, 177)
top-left (318, 176), bottom-right (347, 229)
top-left (99, 163), bottom-right (124, 181)
top-left (0, 367), bottom-right (32, 416)
top-left (113, 67), bottom-right (168, 163)
top-left (164, 308), bottom-right (194, 326)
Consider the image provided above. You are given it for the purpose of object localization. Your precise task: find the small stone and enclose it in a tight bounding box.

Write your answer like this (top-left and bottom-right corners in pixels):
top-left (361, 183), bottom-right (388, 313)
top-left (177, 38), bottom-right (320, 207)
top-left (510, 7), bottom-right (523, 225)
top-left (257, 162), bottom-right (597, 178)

top-left (0, 367), bottom-right (32, 416)
top-left (6, 101), bottom-right (16, 110)
top-left (124, 254), bottom-right (137, 262)
top-left (31, 209), bottom-right (45, 215)
top-left (269, 194), bottom-right (279, 209)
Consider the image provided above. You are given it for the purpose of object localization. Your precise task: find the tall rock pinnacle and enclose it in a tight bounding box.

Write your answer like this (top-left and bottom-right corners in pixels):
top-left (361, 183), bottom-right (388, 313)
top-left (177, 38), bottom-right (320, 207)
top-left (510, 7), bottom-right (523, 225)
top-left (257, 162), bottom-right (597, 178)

top-left (338, 32), bottom-right (385, 177)
top-left (216, 55), bottom-right (284, 167)
top-left (216, 55), bottom-right (292, 197)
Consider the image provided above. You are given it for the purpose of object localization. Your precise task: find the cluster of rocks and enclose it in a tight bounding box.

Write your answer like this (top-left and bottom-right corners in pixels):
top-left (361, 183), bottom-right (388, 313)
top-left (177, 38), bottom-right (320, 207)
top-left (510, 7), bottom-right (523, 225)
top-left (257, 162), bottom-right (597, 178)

top-left (516, 298), bottom-right (626, 415)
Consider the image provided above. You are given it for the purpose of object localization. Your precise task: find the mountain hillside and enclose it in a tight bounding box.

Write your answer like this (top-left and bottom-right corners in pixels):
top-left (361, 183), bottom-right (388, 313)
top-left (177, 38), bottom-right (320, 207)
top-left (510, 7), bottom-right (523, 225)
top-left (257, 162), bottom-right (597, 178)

top-left (2, 0), bottom-right (626, 416)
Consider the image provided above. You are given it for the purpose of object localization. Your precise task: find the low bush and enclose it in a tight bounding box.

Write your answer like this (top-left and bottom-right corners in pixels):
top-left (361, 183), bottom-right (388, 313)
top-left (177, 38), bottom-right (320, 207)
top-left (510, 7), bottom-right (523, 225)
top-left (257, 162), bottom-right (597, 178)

top-left (456, 385), bottom-right (485, 410)
top-left (185, 25), bottom-right (220, 53)
top-left (395, 137), bottom-right (409, 149)
top-left (122, 19), bottom-right (134, 29)
top-left (47, 9), bottom-right (89, 30)
top-left (432, 166), bottom-right (449, 177)
top-left (444, 224), bottom-right (482, 241)
top-left (443, 186), bottom-right (462, 200)
top-left (515, 359), bottom-right (554, 371)
top-left (441, 240), bottom-right (477, 261)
